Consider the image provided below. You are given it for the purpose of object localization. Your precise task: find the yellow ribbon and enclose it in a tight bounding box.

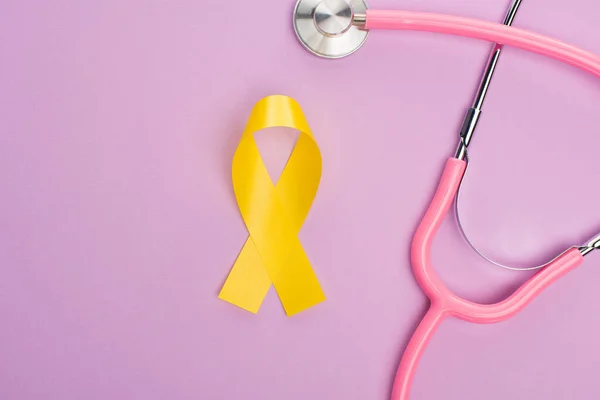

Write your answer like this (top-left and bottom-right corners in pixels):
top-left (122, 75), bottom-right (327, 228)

top-left (218, 95), bottom-right (326, 316)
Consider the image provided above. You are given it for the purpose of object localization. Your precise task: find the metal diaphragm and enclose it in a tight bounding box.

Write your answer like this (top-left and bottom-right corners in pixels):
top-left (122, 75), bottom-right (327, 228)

top-left (293, 0), bottom-right (369, 59)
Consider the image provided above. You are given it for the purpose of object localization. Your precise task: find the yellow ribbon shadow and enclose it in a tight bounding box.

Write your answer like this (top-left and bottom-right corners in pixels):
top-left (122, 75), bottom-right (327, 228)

top-left (219, 95), bottom-right (326, 316)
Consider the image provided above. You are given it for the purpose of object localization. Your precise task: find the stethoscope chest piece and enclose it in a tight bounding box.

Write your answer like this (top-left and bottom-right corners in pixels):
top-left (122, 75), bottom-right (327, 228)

top-left (293, 0), bottom-right (369, 58)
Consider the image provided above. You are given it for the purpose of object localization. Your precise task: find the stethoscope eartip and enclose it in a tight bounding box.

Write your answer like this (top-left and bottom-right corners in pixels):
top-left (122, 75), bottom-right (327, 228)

top-left (293, 0), bottom-right (369, 59)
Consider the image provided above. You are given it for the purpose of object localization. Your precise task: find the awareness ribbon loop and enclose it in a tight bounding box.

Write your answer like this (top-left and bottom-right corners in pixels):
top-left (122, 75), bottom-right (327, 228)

top-left (219, 95), bottom-right (326, 316)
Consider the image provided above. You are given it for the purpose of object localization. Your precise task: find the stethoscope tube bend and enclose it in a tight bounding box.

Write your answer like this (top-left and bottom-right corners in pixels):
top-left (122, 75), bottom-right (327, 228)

top-left (364, 11), bottom-right (600, 78)
top-left (396, 158), bottom-right (583, 399)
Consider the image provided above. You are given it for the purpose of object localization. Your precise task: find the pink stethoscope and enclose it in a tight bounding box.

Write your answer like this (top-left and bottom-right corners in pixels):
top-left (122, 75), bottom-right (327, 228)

top-left (293, 0), bottom-right (600, 399)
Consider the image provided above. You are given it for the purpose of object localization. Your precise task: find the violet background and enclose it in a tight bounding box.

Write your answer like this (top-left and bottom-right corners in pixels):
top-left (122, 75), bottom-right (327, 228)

top-left (2, 0), bottom-right (600, 399)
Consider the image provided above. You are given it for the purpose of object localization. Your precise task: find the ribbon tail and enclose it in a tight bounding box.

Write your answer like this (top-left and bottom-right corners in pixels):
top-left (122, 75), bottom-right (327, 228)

top-left (274, 242), bottom-right (326, 316)
top-left (218, 238), bottom-right (271, 313)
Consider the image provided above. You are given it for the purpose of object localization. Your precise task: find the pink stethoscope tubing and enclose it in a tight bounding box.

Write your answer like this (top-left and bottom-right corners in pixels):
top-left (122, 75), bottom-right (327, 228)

top-left (362, 9), bottom-right (600, 400)
top-left (365, 11), bottom-right (600, 78)
top-left (395, 158), bottom-right (582, 400)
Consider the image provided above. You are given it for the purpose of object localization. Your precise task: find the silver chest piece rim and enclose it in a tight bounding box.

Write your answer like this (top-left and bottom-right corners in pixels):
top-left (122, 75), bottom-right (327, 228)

top-left (293, 0), bottom-right (369, 59)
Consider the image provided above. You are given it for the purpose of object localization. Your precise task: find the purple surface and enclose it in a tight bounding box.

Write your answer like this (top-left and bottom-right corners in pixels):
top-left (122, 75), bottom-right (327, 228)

top-left (2, 0), bottom-right (600, 399)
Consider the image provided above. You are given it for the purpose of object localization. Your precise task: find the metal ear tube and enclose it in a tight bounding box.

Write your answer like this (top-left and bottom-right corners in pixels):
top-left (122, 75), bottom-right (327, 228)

top-left (580, 233), bottom-right (600, 256)
top-left (455, 0), bottom-right (524, 161)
